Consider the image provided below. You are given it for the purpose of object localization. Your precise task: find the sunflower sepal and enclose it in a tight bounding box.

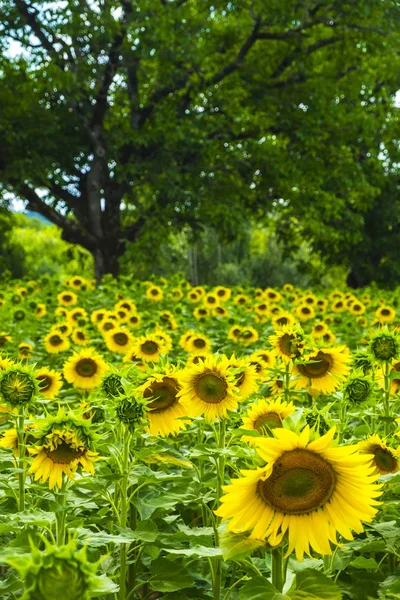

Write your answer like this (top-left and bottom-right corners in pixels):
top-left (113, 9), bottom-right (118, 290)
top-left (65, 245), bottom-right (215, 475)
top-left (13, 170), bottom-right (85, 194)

top-left (0, 363), bottom-right (39, 407)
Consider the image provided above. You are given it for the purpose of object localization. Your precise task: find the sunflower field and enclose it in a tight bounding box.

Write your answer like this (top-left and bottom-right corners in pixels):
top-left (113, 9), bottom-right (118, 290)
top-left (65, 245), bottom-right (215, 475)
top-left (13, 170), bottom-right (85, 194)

top-left (0, 275), bottom-right (399, 600)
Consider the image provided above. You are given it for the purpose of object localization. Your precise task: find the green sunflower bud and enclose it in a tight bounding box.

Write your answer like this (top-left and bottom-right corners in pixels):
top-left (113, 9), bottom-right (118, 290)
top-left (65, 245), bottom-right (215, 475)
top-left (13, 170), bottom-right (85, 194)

top-left (0, 368), bottom-right (37, 406)
top-left (353, 352), bottom-right (373, 374)
top-left (305, 411), bottom-right (330, 435)
top-left (7, 540), bottom-right (117, 600)
top-left (345, 377), bottom-right (372, 403)
top-left (13, 309), bottom-right (26, 321)
top-left (116, 396), bottom-right (144, 428)
top-left (102, 373), bottom-right (124, 398)
top-left (370, 333), bottom-right (399, 362)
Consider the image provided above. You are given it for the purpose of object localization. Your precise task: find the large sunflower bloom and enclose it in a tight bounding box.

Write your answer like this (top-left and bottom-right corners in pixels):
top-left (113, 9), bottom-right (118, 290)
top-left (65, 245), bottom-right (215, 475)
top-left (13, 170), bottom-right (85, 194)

top-left (358, 434), bottom-right (400, 476)
top-left (28, 412), bottom-right (98, 489)
top-left (215, 427), bottom-right (382, 561)
top-left (177, 355), bottom-right (240, 421)
top-left (293, 346), bottom-right (351, 394)
top-left (137, 370), bottom-right (190, 436)
top-left (63, 348), bottom-right (108, 390)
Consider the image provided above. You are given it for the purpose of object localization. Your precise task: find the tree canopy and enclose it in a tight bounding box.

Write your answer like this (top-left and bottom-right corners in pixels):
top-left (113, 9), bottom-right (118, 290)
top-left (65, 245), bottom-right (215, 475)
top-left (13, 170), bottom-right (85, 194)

top-left (1, 0), bottom-right (399, 281)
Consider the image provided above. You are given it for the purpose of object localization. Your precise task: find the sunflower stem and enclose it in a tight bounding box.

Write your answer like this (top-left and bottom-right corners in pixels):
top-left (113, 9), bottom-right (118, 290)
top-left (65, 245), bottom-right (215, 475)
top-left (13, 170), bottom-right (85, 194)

top-left (271, 546), bottom-right (284, 592)
top-left (119, 425), bottom-right (131, 600)
top-left (17, 409), bottom-right (26, 512)
top-left (283, 363), bottom-right (291, 404)
top-left (212, 417), bottom-right (226, 600)
top-left (55, 477), bottom-right (67, 545)
top-left (338, 398), bottom-right (348, 444)
top-left (383, 361), bottom-right (392, 437)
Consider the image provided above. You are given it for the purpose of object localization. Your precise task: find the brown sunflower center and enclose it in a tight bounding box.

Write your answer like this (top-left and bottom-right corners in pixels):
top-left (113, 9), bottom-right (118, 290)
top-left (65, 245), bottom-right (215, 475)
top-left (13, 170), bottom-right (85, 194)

top-left (46, 441), bottom-right (84, 464)
top-left (297, 351), bottom-right (333, 379)
top-left (113, 332), bottom-right (129, 346)
top-left (194, 372), bottom-right (228, 404)
top-left (257, 449), bottom-right (336, 514)
top-left (278, 333), bottom-right (299, 357)
top-left (75, 358), bottom-right (98, 377)
top-left (141, 341), bottom-right (159, 355)
top-left (381, 309), bottom-right (390, 316)
top-left (103, 322), bottom-right (115, 330)
top-left (63, 295), bottom-right (72, 302)
top-left (144, 377), bottom-right (179, 412)
top-left (49, 335), bottom-right (63, 346)
top-left (372, 446), bottom-right (398, 473)
top-left (193, 338), bottom-right (206, 349)
top-left (77, 331), bottom-right (85, 340)
top-left (276, 317), bottom-right (288, 326)
top-left (37, 374), bottom-right (52, 391)
top-left (314, 324), bottom-right (324, 332)
top-left (151, 289), bottom-right (158, 296)
top-left (254, 412), bottom-right (282, 433)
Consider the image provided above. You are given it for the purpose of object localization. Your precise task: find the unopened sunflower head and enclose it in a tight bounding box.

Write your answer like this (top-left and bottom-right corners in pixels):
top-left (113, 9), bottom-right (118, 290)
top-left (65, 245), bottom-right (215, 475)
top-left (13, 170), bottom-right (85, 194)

top-left (0, 365), bottom-right (38, 407)
top-left (115, 395), bottom-right (146, 430)
top-left (369, 327), bottom-right (399, 362)
top-left (7, 538), bottom-right (114, 600)
top-left (101, 371), bottom-right (124, 399)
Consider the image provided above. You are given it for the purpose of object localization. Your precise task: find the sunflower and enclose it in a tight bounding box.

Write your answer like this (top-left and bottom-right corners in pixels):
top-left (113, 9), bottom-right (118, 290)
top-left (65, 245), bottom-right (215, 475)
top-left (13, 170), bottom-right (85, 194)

top-left (36, 367), bottom-right (63, 399)
top-left (72, 329), bottom-right (90, 346)
top-left (186, 353), bottom-right (209, 366)
top-left (331, 300), bottom-right (346, 313)
top-left (54, 307), bottom-right (68, 319)
top-left (177, 355), bottom-right (240, 421)
top-left (115, 299), bottom-right (136, 314)
top-left (302, 293), bottom-right (317, 306)
top-left (52, 322), bottom-right (73, 337)
top-left (186, 333), bottom-right (212, 355)
top-left (239, 327), bottom-right (259, 346)
top-left (67, 308), bottom-right (88, 327)
top-left (137, 369), bottom-right (189, 436)
top-left (350, 301), bottom-right (366, 316)
top-left (272, 312), bottom-right (296, 329)
top-left (203, 293), bottom-right (219, 308)
top-left (63, 348), bottom-right (108, 390)
top-left (242, 398), bottom-right (295, 434)
top-left (99, 319), bottom-right (117, 333)
top-left (18, 343), bottom-right (33, 359)
top-left (57, 291), bottom-right (78, 307)
top-left (214, 286), bottom-right (231, 302)
top-left (127, 313), bottom-right (142, 328)
top-left (312, 322), bottom-right (329, 338)
top-left (269, 325), bottom-right (305, 363)
top-left (228, 356), bottom-right (260, 399)
top-left (376, 359), bottom-right (400, 394)
top-left (146, 285), bottom-right (163, 302)
top-left (28, 411), bottom-right (98, 488)
top-left (254, 302), bottom-right (269, 317)
top-left (170, 287), bottom-right (184, 302)
top-left (358, 434), bottom-right (400, 476)
top-left (0, 357), bottom-right (13, 371)
top-left (0, 424), bottom-right (35, 456)
top-left (215, 427), bottom-right (382, 561)
top-left (44, 332), bottom-right (70, 354)
top-left (233, 294), bottom-right (251, 307)
top-left (293, 346), bottom-right (351, 394)
top-left (193, 307), bottom-right (210, 320)
top-left (122, 350), bottom-right (146, 370)
top-left (133, 336), bottom-right (165, 363)
top-left (212, 306), bottom-right (228, 318)
top-left (0, 333), bottom-right (12, 350)
top-left (264, 288), bottom-right (282, 303)
top-left (296, 304), bottom-right (315, 322)
top-left (228, 325), bottom-right (242, 343)
top-left (90, 308), bottom-right (107, 325)
top-left (35, 304), bottom-right (47, 318)
top-left (179, 331), bottom-right (194, 350)
top-left (316, 298), bottom-right (328, 313)
top-left (68, 276), bottom-right (87, 290)
top-left (250, 349), bottom-right (276, 371)
top-left (187, 290), bottom-right (201, 303)
top-left (104, 328), bottom-right (134, 354)
top-left (375, 305), bottom-right (396, 324)
top-left (159, 311), bottom-right (178, 330)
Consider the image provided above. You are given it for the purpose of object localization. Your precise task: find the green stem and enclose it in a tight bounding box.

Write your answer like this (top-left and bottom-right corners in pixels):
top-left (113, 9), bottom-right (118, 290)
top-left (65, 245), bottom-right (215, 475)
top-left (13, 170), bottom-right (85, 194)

top-left (383, 361), bottom-right (391, 437)
top-left (119, 426), bottom-right (131, 600)
top-left (127, 500), bottom-right (138, 593)
top-left (271, 547), bottom-right (284, 592)
top-left (213, 418), bottom-right (226, 600)
top-left (17, 410), bottom-right (26, 512)
top-left (55, 477), bottom-right (67, 545)
top-left (283, 363), bottom-right (291, 404)
top-left (338, 399), bottom-right (347, 444)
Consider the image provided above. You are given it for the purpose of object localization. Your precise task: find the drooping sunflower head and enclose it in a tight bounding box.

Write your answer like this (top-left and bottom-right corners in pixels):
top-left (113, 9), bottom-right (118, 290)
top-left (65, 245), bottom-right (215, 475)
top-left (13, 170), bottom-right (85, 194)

top-left (294, 345), bottom-right (351, 394)
top-left (269, 325), bottom-right (305, 362)
top-left (242, 397), bottom-right (295, 436)
top-left (358, 434), bottom-right (400, 476)
top-left (353, 351), bottom-right (374, 375)
top-left (63, 348), bottom-right (109, 390)
top-left (101, 371), bottom-right (124, 398)
top-left (216, 426), bottom-right (382, 561)
top-left (28, 410), bottom-right (99, 489)
top-left (177, 355), bottom-right (240, 421)
top-left (7, 539), bottom-right (108, 600)
top-left (115, 395), bottom-right (145, 429)
top-left (0, 366), bottom-right (38, 406)
top-left (369, 328), bottom-right (399, 362)
top-left (36, 367), bottom-right (63, 400)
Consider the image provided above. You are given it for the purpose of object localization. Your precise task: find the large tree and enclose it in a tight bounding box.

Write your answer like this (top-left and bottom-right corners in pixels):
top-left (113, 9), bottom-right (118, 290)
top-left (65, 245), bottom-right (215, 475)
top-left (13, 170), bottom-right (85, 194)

top-left (0, 0), bottom-right (399, 280)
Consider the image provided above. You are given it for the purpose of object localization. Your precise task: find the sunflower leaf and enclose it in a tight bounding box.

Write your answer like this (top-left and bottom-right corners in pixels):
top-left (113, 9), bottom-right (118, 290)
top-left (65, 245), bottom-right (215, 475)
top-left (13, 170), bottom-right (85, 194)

top-left (148, 558), bottom-right (194, 592)
top-left (239, 576), bottom-right (288, 599)
top-left (288, 569), bottom-right (342, 599)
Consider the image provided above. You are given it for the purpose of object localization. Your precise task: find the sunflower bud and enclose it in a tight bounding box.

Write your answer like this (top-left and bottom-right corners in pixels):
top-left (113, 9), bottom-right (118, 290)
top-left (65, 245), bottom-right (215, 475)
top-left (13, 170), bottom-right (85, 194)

top-left (101, 373), bottom-right (124, 398)
top-left (353, 352), bottom-right (373, 374)
top-left (116, 396), bottom-right (144, 428)
top-left (370, 331), bottom-right (399, 362)
top-left (345, 376), bottom-right (373, 403)
top-left (0, 368), bottom-right (37, 406)
top-left (304, 411), bottom-right (330, 435)
top-left (7, 540), bottom-right (114, 600)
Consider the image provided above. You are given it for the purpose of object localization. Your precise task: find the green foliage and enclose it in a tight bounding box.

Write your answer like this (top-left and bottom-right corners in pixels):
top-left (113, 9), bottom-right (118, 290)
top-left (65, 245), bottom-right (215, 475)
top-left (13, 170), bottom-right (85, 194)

top-left (0, 208), bottom-right (25, 280)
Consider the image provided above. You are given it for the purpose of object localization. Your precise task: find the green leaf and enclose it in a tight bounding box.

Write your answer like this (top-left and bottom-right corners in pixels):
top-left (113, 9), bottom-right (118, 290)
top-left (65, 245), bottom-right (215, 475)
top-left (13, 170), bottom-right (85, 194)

top-left (166, 545), bottom-right (222, 557)
top-left (239, 576), bottom-right (288, 600)
top-left (219, 529), bottom-right (264, 561)
top-left (91, 574), bottom-right (119, 596)
top-left (350, 556), bottom-right (378, 570)
top-left (288, 569), bottom-right (342, 599)
top-left (149, 558), bottom-right (194, 592)
top-left (132, 519), bottom-right (159, 542)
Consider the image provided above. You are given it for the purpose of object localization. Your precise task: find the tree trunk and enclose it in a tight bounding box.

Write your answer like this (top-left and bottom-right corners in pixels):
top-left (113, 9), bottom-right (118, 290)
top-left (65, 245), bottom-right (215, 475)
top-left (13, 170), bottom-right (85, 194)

top-left (93, 244), bottom-right (121, 283)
